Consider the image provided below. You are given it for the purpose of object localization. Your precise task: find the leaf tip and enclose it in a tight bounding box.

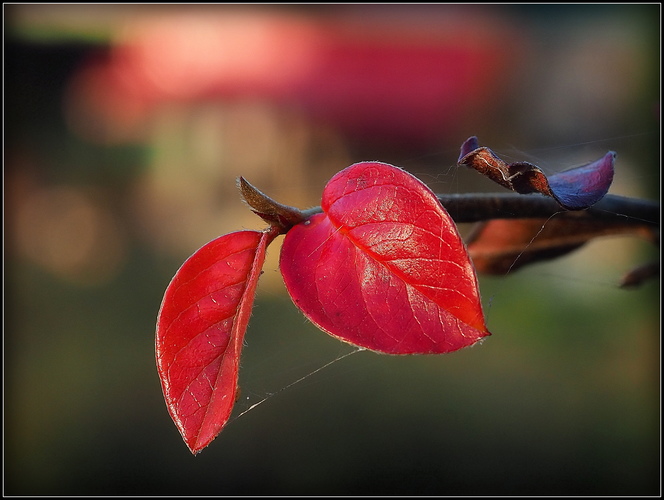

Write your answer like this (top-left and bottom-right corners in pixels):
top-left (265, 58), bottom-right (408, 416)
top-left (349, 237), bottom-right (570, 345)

top-left (458, 136), bottom-right (480, 162)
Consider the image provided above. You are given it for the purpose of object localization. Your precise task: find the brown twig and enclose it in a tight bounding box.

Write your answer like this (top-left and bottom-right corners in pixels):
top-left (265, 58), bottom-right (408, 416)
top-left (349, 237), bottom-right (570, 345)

top-left (302, 193), bottom-right (659, 226)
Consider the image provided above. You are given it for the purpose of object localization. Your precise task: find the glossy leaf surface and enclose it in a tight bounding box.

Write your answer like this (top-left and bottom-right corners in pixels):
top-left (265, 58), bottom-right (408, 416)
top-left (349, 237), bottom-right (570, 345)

top-left (458, 136), bottom-right (615, 210)
top-left (280, 162), bottom-right (491, 355)
top-left (156, 229), bottom-right (275, 454)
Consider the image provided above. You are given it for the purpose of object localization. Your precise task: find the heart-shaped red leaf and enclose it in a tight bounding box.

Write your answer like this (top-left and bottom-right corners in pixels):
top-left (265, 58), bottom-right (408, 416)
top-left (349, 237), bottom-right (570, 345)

top-left (280, 162), bottom-right (491, 354)
top-left (156, 229), bottom-right (276, 454)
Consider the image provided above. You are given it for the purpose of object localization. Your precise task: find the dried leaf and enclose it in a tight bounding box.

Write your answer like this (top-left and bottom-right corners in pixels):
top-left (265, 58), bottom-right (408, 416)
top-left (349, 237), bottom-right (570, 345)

top-left (458, 136), bottom-right (615, 210)
top-left (467, 215), bottom-right (657, 274)
top-left (619, 261), bottom-right (659, 288)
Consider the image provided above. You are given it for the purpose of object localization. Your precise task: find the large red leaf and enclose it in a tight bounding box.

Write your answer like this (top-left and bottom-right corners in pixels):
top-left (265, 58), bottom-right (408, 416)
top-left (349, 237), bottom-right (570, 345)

top-left (280, 162), bottom-right (491, 354)
top-left (156, 229), bottom-right (276, 454)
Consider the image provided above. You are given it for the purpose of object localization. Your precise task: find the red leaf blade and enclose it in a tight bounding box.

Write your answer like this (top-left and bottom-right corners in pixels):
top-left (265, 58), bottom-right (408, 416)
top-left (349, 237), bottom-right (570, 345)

top-left (280, 162), bottom-right (491, 355)
top-left (156, 229), bottom-right (275, 454)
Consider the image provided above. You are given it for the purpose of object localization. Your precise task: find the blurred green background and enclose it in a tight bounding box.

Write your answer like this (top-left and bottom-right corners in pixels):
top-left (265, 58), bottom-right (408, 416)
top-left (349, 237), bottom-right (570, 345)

top-left (5, 4), bottom-right (660, 495)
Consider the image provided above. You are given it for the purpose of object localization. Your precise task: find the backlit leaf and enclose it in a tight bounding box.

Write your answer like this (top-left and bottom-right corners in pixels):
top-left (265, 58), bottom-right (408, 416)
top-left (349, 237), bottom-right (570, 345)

top-left (156, 228), bottom-right (276, 454)
top-left (280, 162), bottom-right (491, 354)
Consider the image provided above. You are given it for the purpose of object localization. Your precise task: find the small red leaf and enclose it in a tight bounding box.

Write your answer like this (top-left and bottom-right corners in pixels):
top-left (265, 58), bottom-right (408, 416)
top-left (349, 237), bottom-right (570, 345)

top-left (156, 228), bottom-right (276, 454)
top-left (280, 162), bottom-right (491, 355)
